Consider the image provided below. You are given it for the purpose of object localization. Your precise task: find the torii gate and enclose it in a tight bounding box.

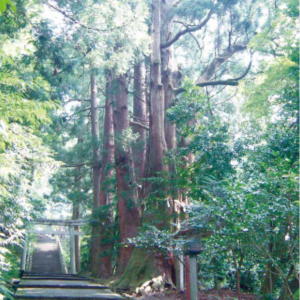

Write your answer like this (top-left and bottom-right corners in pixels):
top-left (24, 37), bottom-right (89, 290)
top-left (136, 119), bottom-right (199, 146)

top-left (22, 218), bottom-right (86, 274)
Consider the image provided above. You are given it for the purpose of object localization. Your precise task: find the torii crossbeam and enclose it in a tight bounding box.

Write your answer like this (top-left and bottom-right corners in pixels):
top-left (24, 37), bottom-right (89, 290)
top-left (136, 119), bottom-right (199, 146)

top-left (23, 218), bottom-right (88, 275)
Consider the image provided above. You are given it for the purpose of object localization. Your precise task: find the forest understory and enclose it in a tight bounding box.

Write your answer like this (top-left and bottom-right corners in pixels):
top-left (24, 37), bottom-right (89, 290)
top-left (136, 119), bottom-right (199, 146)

top-left (135, 289), bottom-right (257, 300)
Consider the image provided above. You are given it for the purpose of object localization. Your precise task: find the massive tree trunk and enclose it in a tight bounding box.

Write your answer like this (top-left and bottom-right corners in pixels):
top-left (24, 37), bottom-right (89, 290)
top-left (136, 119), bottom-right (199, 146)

top-left (161, 0), bottom-right (184, 214)
top-left (90, 68), bottom-right (102, 273)
top-left (144, 0), bottom-right (169, 220)
top-left (118, 0), bottom-right (174, 287)
top-left (161, 2), bottom-right (186, 291)
top-left (90, 69), bottom-right (101, 207)
top-left (91, 73), bottom-right (115, 278)
top-left (132, 62), bottom-right (147, 184)
top-left (116, 1), bottom-right (176, 289)
top-left (99, 74), bottom-right (115, 212)
top-left (113, 74), bottom-right (140, 273)
top-left (148, 0), bottom-right (167, 179)
top-left (161, 1), bottom-right (177, 154)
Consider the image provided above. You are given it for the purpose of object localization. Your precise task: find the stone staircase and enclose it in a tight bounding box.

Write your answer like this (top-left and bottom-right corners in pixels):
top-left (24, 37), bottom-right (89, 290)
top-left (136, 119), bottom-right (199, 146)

top-left (14, 236), bottom-right (123, 299)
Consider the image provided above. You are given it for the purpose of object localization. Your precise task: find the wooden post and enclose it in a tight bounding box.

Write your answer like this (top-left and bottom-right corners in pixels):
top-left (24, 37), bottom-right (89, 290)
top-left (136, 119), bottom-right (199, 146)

top-left (69, 227), bottom-right (76, 274)
top-left (74, 225), bottom-right (80, 273)
top-left (189, 255), bottom-right (198, 300)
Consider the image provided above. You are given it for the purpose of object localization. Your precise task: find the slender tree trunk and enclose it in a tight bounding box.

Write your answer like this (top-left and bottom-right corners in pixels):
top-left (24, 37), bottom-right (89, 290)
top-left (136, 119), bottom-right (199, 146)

top-left (161, 1), bottom-right (177, 154)
top-left (99, 74), bottom-right (115, 209)
top-left (113, 75), bottom-right (140, 273)
top-left (233, 255), bottom-right (243, 295)
top-left (148, 0), bottom-right (167, 178)
top-left (161, 1), bottom-right (184, 218)
top-left (91, 72), bottom-right (115, 278)
top-left (279, 265), bottom-right (298, 300)
top-left (261, 262), bottom-right (277, 295)
top-left (90, 69), bottom-right (101, 207)
top-left (132, 62), bottom-right (147, 184)
top-left (261, 237), bottom-right (280, 296)
top-left (89, 67), bottom-right (102, 273)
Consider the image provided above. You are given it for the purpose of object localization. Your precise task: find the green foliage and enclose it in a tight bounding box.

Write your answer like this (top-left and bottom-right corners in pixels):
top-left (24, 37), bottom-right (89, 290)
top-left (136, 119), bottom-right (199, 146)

top-left (242, 56), bottom-right (298, 118)
top-left (0, 2), bottom-right (58, 297)
top-left (0, 0), bottom-right (15, 14)
top-left (169, 80), bottom-right (235, 198)
top-left (128, 225), bottom-right (185, 255)
top-left (173, 0), bottom-right (213, 20)
top-left (0, 0), bottom-right (298, 296)
top-left (130, 3), bottom-right (298, 289)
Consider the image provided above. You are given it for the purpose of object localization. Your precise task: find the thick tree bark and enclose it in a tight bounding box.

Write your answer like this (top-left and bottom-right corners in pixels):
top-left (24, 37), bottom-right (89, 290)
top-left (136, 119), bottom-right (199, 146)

top-left (116, 1), bottom-right (178, 289)
top-left (161, 1), bottom-right (177, 153)
top-left (161, 3), bottom-right (186, 290)
top-left (90, 68), bottom-right (102, 272)
top-left (99, 75), bottom-right (115, 208)
top-left (148, 0), bottom-right (167, 177)
top-left (132, 62), bottom-right (147, 184)
top-left (161, 1), bottom-right (183, 214)
top-left (121, 0), bottom-right (174, 287)
top-left (91, 73), bottom-right (115, 278)
top-left (90, 69), bottom-right (101, 205)
top-left (113, 75), bottom-right (140, 273)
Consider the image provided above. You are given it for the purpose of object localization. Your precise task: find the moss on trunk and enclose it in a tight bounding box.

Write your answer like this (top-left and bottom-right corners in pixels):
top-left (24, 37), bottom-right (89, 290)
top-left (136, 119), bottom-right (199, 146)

top-left (114, 248), bottom-right (158, 290)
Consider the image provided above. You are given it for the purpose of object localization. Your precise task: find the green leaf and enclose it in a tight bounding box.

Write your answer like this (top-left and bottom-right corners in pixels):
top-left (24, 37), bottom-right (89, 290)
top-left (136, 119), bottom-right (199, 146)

top-left (0, 0), bottom-right (7, 13)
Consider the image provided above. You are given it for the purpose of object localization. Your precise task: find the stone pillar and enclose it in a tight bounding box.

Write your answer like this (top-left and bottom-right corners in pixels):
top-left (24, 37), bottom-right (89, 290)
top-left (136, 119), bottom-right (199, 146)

top-left (189, 255), bottom-right (198, 300)
top-left (69, 227), bottom-right (76, 274)
top-left (185, 256), bottom-right (191, 300)
top-left (184, 240), bottom-right (202, 300)
top-left (176, 255), bottom-right (185, 292)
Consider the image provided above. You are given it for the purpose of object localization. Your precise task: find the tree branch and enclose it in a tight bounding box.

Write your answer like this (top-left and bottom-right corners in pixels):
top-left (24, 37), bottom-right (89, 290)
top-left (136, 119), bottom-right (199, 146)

top-left (47, 2), bottom-right (134, 34)
top-left (198, 57), bottom-right (252, 86)
top-left (175, 57), bottom-right (252, 95)
top-left (46, 3), bottom-right (107, 33)
top-left (198, 80), bottom-right (239, 87)
top-left (63, 98), bottom-right (90, 103)
top-left (61, 162), bottom-right (92, 168)
top-left (130, 120), bottom-right (149, 130)
top-left (174, 20), bottom-right (203, 53)
top-left (198, 44), bottom-right (247, 82)
top-left (161, 8), bottom-right (214, 49)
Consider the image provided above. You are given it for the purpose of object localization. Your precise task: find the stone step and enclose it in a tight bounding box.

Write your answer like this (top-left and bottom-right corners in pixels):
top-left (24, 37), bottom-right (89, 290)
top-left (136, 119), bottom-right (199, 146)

top-left (16, 279), bottom-right (108, 289)
top-left (22, 272), bottom-right (77, 276)
top-left (15, 287), bottom-right (124, 299)
top-left (16, 235), bottom-right (123, 299)
top-left (22, 274), bottom-right (91, 281)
